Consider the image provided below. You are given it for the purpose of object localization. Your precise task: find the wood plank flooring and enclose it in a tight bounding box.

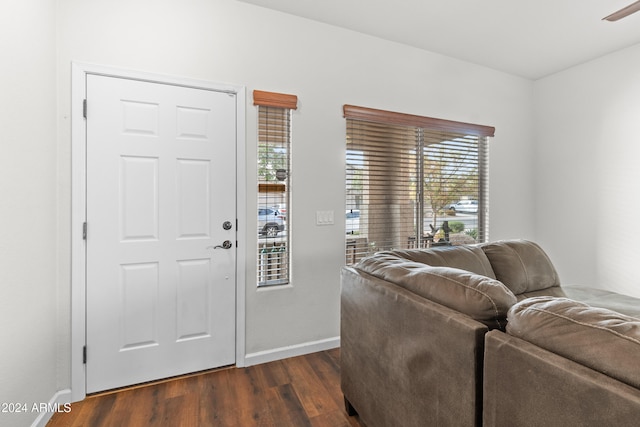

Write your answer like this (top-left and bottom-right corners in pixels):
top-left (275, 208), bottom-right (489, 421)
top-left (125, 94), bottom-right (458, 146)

top-left (47, 348), bottom-right (365, 427)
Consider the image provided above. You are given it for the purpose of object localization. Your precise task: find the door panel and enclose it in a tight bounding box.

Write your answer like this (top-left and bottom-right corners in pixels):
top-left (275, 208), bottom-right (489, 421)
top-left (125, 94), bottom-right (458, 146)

top-left (85, 74), bottom-right (236, 393)
top-left (120, 156), bottom-right (159, 241)
top-left (120, 262), bottom-right (159, 350)
top-left (176, 159), bottom-right (211, 238)
top-left (176, 258), bottom-right (212, 341)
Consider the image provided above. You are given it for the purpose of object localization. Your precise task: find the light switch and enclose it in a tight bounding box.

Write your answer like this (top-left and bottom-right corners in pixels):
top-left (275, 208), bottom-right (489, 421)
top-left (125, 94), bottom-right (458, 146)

top-left (316, 210), bottom-right (334, 225)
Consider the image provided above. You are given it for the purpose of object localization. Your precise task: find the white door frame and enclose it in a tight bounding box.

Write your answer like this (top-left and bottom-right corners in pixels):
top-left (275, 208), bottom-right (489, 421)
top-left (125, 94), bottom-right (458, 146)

top-left (70, 62), bottom-right (246, 402)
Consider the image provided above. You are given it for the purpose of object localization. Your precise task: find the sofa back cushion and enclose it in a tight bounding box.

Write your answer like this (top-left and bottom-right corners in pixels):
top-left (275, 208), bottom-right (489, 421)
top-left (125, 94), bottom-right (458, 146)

top-left (507, 297), bottom-right (640, 389)
top-left (385, 245), bottom-right (496, 279)
top-left (356, 254), bottom-right (516, 329)
top-left (480, 240), bottom-right (561, 295)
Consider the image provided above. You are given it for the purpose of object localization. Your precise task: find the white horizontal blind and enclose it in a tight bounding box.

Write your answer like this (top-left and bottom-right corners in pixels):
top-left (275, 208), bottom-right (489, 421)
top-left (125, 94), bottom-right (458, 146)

top-left (345, 106), bottom-right (492, 264)
top-left (257, 105), bottom-right (291, 286)
top-left (346, 120), bottom-right (418, 263)
top-left (422, 130), bottom-right (483, 239)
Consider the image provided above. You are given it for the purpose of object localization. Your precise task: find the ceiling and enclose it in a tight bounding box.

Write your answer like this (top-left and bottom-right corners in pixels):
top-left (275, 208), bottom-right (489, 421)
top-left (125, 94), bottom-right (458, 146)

top-left (237, 0), bottom-right (640, 80)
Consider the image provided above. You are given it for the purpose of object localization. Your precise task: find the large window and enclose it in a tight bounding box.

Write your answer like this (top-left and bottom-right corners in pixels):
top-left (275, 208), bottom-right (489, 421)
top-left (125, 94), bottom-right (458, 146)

top-left (345, 105), bottom-right (494, 264)
top-left (254, 90), bottom-right (297, 286)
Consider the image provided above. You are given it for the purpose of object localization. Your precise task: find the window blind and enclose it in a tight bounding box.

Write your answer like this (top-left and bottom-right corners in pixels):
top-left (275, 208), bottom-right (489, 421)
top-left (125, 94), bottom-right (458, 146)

top-left (345, 105), bottom-right (492, 264)
top-left (255, 90), bottom-right (297, 286)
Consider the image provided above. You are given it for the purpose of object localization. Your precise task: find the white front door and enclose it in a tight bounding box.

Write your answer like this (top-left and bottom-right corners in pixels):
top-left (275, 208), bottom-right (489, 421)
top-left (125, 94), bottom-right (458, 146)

top-left (85, 74), bottom-right (237, 393)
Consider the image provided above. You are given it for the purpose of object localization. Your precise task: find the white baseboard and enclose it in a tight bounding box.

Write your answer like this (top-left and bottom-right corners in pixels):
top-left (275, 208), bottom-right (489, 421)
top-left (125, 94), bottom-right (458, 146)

top-left (243, 336), bottom-right (340, 367)
top-left (31, 389), bottom-right (72, 427)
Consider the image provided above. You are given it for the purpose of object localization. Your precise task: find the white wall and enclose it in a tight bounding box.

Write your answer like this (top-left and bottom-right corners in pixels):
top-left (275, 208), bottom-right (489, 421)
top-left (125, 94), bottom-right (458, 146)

top-left (534, 43), bottom-right (640, 297)
top-left (0, 0), bottom-right (58, 426)
top-left (51, 0), bottom-right (534, 398)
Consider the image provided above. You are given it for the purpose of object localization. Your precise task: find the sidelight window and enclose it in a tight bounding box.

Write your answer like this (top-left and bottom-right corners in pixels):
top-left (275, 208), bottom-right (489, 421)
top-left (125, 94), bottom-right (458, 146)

top-left (254, 90), bottom-right (297, 286)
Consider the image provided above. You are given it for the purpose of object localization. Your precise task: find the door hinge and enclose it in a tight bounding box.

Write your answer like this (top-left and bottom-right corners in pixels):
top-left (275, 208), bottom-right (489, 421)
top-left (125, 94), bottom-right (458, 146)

top-left (83, 346), bottom-right (87, 364)
top-left (83, 99), bottom-right (87, 119)
top-left (82, 222), bottom-right (87, 240)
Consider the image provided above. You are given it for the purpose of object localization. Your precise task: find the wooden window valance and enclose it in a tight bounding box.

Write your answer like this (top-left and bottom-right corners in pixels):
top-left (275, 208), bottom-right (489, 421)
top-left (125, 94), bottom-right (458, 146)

top-left (253, 90), bottom-right (298, 110)
top-left (343, 104), bottom-right (494, 137)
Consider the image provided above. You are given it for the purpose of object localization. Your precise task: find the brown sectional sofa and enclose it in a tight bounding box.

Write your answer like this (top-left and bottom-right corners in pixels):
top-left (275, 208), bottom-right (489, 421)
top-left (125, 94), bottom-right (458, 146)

top-left (484, 297), bottom-right (640, 426)
top-left (340, 239), bottom-right (640, 427)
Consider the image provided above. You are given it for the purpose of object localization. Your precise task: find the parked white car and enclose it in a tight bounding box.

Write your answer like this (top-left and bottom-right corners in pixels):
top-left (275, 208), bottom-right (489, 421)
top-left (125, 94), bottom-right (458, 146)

top-left (451, 200), bottom-right (478, 214)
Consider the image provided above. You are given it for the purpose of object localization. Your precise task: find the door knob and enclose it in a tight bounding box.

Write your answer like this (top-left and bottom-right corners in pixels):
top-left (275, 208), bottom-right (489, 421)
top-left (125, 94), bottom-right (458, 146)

top-left (213, 240), bottom-right (232, 249)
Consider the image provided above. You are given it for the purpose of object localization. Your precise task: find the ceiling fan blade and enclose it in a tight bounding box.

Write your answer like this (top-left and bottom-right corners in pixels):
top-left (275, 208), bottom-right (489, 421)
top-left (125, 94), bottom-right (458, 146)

top-left (603, 0), bottom-right (640, 21)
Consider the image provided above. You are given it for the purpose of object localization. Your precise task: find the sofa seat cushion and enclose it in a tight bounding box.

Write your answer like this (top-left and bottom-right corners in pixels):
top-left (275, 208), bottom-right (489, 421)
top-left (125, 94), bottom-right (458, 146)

top-left (385, 245), bottom-right (496, 279)
top-left (356, 254), bottom-right (516, 329)
top-left (507, 297), bottom-right (640, 389)
top-left (562, 284), bottom-right (640, 319)
top-left (480, 240), bottom-right (561, 295)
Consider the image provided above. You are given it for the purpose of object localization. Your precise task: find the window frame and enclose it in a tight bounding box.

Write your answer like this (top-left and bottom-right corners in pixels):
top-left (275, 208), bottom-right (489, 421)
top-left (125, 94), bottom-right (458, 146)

top-left (254, 90), bottom-right (297, 287)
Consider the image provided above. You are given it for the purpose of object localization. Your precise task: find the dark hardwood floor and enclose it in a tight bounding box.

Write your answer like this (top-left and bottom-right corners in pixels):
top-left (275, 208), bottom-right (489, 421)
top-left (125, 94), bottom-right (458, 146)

top-left (47, 348), bottom-right (365, 427)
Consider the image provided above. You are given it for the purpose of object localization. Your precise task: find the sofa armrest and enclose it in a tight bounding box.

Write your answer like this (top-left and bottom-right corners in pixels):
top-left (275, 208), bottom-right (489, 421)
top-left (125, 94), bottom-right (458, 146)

top-left (484, 330), bottom-right (640, 427)
top-left (341, 266), bottom-right (488, 427)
